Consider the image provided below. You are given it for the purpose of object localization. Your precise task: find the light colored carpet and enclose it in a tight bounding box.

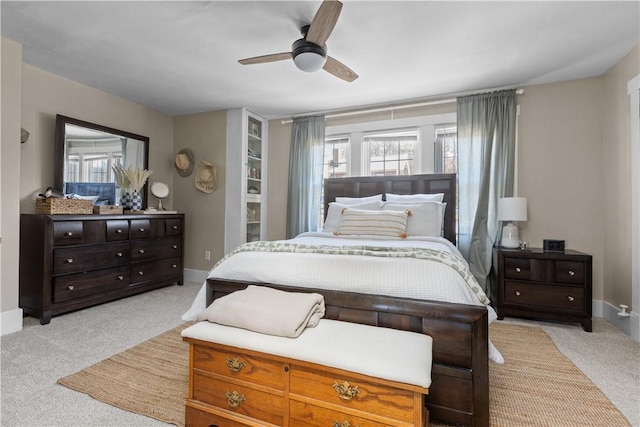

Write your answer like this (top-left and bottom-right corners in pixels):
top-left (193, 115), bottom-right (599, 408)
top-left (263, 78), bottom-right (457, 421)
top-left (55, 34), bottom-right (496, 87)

top-left (56, 321), bottom-right (631, 427)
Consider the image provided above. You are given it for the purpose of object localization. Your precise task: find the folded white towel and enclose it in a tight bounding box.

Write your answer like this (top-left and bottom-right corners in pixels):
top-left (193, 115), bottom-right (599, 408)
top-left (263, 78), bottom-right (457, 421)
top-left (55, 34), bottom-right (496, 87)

top-left (196, 285), bottom-right (325, 338)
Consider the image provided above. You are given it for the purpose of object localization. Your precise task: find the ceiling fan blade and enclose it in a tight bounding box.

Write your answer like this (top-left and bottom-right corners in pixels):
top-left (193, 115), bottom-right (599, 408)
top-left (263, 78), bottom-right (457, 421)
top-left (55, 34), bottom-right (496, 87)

top-left (323, 56), bottom-right (358, 82)
top-left (238, 52), bottom-right (292, 65)
top-left (306, 0), bottom-right (343, 46)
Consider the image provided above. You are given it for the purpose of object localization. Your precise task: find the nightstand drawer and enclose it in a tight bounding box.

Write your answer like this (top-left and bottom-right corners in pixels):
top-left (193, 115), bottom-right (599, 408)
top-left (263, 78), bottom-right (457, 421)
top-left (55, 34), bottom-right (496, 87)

top-left (504, 281), bottom-right (585, 310)
top-left (503, 258), bottom-right (531, 280)
top-left (555, 261), bottom-right (584, 284)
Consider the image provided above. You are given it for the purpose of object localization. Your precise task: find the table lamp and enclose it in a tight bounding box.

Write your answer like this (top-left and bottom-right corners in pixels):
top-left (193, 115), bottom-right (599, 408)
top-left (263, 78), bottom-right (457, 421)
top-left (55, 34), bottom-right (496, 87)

top-left (498, 197), bottom-right (527, 248)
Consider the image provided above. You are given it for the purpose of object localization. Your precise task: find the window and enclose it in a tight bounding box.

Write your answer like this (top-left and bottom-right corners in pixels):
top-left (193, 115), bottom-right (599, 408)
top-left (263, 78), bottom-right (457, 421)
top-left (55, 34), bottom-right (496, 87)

top-left (434, 125), bottom-right (457, 174)
top-left (364, 129), bottom-right (417, 176)
top-left (323, 136), bottom-right (349, 178)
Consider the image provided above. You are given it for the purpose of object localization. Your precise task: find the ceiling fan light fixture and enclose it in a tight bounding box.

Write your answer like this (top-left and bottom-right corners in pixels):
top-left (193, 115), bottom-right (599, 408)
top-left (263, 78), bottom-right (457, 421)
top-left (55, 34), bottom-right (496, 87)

top-left (292, 38), bottom-right (327, 72)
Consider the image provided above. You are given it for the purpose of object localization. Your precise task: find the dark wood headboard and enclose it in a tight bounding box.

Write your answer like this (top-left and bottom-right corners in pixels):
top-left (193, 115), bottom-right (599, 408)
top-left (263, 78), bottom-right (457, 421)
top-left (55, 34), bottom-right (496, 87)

top-left (324, 174), bottom-right (457, 244)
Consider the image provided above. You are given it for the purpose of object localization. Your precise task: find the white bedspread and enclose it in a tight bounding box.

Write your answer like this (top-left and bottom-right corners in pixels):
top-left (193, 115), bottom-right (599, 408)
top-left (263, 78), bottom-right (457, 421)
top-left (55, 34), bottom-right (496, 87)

top-left (183, 232), bottom-right (504, 363)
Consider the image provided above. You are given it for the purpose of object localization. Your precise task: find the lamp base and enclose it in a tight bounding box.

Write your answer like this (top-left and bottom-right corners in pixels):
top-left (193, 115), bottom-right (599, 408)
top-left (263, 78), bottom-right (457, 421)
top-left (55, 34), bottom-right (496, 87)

top-left (501, 222), bottom-right (520, 248)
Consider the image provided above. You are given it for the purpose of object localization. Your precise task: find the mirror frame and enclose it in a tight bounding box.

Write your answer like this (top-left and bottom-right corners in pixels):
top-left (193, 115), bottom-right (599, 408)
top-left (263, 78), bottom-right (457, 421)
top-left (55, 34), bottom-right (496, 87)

top-left (54, 114), bottom-right (150, 210)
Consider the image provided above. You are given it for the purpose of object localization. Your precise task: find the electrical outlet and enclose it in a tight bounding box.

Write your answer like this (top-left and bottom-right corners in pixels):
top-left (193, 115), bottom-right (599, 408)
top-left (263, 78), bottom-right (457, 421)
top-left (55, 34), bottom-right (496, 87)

top-left (205, 251), bottom-right (211, 261)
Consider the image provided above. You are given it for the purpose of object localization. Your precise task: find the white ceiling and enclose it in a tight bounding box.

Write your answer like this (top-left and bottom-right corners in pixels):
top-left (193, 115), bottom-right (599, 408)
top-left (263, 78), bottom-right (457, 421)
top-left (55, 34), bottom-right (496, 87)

top-left (2, 1), bottom-right (639, 119)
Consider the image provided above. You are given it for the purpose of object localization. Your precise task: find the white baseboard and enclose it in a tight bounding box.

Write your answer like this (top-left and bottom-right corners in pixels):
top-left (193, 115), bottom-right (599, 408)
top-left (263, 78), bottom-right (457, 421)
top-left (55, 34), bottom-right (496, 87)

top-left (1, 308), bottom-right (23, 336)
top-left (593, 299), bottom-right (640, 342)
top-left (184, 268), bottom-right (208, 285)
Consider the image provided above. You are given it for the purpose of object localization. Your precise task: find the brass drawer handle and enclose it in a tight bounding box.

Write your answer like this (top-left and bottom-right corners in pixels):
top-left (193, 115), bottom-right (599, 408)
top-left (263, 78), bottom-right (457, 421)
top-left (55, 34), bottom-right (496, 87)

top-left (67, 285), bottom-right (75, 291)
top-left (333, 381), bottom-right (359, 401)
top-left (515, 290), bottom-right (521, 296)
top-left (226, 356), bottom-right (246, 372)
top-left (569, 270), bottom-right (575, 276)
top-left (225, 390), bottom-right (245, 408)
top-left (334, 421), bottom-right (355, 427)
top-left (117, 275), bottom-right (124, 280)
top-left (65, 258), bottom-right (74, 264)
top-left (64, 231), bottom-right (74, 237)
top-left (568, 296), bottom-right (575, 302)
top-left (138, 271), bottom-right (144, 276)
top-left (138, 249), bottom-right (145, 254)
top-left (515, 267), bottom-right (521, 273)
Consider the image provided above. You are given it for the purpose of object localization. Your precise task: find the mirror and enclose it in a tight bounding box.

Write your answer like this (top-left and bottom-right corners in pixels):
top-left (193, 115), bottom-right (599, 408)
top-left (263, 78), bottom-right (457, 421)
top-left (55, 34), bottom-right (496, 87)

top-left (150, 182), bottom-right (169, 210)
top-left (54, 115), bottom-right (150, 209)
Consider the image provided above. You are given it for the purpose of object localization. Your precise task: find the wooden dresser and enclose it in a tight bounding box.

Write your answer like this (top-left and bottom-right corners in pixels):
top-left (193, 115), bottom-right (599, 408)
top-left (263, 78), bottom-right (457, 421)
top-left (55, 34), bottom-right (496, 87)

top-left (19, 213), bottom-right (184, 324)
top-left (490, 247), bottom-right (593, 331)
top-left (184, 341), bottom-right (428, 427)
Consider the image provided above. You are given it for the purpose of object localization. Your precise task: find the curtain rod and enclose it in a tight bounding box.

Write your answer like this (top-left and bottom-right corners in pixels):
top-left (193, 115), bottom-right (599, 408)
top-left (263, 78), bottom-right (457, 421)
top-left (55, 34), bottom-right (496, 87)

top-left (280, 88), bottom-right (524, 125)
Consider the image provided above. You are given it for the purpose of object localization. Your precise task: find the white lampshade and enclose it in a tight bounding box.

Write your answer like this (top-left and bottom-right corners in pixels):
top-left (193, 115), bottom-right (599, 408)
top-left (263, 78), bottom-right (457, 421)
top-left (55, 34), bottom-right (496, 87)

top-left (498, 197), bottom-right (527, 248)
top-left (293, 51), bottom-right (327, 72)
top-left (498, 197), bottom-right (527, 222)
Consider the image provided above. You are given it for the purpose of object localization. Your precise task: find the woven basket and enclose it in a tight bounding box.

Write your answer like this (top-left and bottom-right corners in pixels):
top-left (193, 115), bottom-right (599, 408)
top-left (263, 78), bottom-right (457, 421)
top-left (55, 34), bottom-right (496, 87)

top-left (35, 198), bottom-right (93, 215)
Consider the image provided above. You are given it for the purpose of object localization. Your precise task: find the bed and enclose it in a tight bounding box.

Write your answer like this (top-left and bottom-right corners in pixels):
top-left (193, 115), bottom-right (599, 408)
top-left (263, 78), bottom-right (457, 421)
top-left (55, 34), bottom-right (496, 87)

top-left (186, 174), bottom-right (492, 427)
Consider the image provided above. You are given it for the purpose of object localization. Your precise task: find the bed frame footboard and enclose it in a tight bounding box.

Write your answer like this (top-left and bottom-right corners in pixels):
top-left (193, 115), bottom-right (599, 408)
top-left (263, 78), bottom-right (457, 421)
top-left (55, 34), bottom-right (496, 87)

top-left (206, 279), bottom-right (489, 427)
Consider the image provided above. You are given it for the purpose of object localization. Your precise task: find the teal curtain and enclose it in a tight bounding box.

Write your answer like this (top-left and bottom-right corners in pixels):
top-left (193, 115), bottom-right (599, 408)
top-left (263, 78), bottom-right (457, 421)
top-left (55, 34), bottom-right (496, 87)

top-left (286, 115), bottom-right (325, 238)
top-left (457, 90), bottom-right (516, 289)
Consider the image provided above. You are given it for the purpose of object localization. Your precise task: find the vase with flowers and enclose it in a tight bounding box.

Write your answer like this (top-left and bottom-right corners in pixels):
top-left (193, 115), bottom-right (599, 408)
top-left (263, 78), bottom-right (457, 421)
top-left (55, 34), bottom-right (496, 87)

top-left (112, 164), bottom-right (153, 211)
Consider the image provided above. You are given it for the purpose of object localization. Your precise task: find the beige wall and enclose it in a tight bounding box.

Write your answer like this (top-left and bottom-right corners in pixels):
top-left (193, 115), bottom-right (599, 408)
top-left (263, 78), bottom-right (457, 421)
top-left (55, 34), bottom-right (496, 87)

top-left (603, 44), bottom-right (640, 309)
top-left (173, 111), bottom-right (227, 270)
top-left (1, 37), bottom-right (23, 326)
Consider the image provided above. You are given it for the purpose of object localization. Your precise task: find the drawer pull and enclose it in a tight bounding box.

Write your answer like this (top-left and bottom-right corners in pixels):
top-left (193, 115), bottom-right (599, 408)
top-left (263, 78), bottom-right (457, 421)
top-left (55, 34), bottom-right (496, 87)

top-left (138, 249), bottom-right (145, 254)
top-left (225, 356), bottom-right (246, 372)
top-left (224, 390), bottom-right (245, 408)
top-left (138, 228), bottom-right (145, 232)
top-left (65, 258), bottom-right (74, 264)
top-left (333, 381), bottom-right (359, 401)
top-left (116, 252), bottom-right (123, 257)
top-left (333, 422), bottom-right (354, 427)
top-left (67, 285), bottom-right (75, 291)
top-left (172, 225), bottom-right (178, 230)
top-left (115, 229), bottom-right (122, 234)
top-left (568, 296), bottom-right (575, 302)
top-left (515, 267), bottom-right (521, 273)
top-left (172, 244), bottom-right (178, 249)
top-left (138, 271), bottom-right (144, 276)
top-left (515, 290), bottom-right (521, 296)
top-left (569, 270), bottom-right (575, 276)
top-left (172, 264), bottom-right (177, 268)
top-left (117, 275), bottom-right (124, 281)
top-left (64, 231), bottom-right (74, 237)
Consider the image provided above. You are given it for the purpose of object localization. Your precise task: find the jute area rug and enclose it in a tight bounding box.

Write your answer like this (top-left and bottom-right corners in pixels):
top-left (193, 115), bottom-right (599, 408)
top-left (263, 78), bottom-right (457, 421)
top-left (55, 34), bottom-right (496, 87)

top-left (58, 322), bottom-right (630, 427)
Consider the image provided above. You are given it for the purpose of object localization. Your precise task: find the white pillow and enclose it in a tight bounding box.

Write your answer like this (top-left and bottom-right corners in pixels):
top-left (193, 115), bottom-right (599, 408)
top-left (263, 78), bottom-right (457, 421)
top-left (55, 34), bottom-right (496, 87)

top-left (67, 194), bottom-right (100, 205)
top-left (323, 201), bottom-right (382, 232)
top-left (338, 208), bottom-right (409, 238)
top-left (385, 193), bottom-right (444, 203)
top-left (382, 202), bottom-right (444, 237)
top-left (335, 194), bottom-right (383, 205)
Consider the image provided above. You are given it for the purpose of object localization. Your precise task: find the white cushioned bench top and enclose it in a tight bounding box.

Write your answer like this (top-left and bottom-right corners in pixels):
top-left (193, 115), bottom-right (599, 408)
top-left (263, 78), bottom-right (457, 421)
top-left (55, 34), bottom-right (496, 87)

top-left (182, 318), bottom-right (432, 389)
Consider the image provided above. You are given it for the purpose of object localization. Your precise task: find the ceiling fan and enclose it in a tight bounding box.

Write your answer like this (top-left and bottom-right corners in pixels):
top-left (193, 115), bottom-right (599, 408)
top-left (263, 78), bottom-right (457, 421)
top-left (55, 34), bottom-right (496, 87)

top-left (238, 0), bottom-right (358, 82)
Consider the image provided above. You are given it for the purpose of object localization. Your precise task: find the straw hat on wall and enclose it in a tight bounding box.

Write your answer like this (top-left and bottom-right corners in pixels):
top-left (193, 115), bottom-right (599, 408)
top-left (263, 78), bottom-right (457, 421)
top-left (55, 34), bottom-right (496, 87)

top-left (195, 160), bottom-right (217, 193)
top-left (174, 148), bottom-right (194, 177)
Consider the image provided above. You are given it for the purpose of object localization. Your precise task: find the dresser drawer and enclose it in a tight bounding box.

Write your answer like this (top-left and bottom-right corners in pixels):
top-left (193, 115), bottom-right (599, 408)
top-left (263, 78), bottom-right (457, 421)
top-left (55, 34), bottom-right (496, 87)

top-left (53, 242), bottom-right (129, 275)
top-left (193, 345), bottom-right (286, 390)
top-left (185, 404), bottom-right (249, 427)
top-left (555, 261), bottom-right (585, 284)
top-left (130, 237), bottom-right (181, 261)
top-left (504, 281), bottom-right (585, 310)
top-left (53, 221), bottom-right (83, 246)
top-left (503, 257), bottom-right (530, 280)
top-left (165, 218), bottom-right (182, 236)
top-left (289, 399), bottom-right (402, 427)
top-left (106, 220), bottom-right (129, 241)
top-left (192, 373), bottom-right (284, 425)
top-left (53, 266), bottom-right (129, 302)
top-left (130, 256), bottom-right (181, 284)
top-left (130, 219), bottom-right (154, 239)
top-left (289, 365), bottom-right (415, 423)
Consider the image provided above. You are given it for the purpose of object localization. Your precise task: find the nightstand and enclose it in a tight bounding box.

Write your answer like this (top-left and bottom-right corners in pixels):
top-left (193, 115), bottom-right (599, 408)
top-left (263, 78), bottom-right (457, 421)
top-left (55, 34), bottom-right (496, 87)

top-left (490, 247), bottom-right (593, 332)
